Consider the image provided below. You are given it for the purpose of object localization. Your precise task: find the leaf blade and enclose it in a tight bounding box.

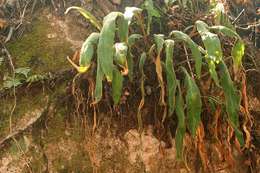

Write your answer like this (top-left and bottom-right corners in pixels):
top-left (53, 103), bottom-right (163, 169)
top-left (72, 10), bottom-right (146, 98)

top-left (231, 39), bottom-right (245, 73)
top-left (79, 32), bottom-right (100, 70)
top-left (170, 31), bottom-right (203, 78)
top-left (65, 6), bottom-right (102, 31)
top-left (182, 67), bottom-right (202, 137)
top-left (97, 12), bottom-right (123, 82)
top-left (219, 61), bottom-right (244, 146)
top-left (165, 39), bottom-right (177, 116)
top-left (112, 68), bottom-right (124, 105)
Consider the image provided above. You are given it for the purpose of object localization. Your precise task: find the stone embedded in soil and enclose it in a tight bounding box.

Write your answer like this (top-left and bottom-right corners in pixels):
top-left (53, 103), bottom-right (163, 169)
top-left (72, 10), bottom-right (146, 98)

top-left (124, 128), bottom-right (176, 172)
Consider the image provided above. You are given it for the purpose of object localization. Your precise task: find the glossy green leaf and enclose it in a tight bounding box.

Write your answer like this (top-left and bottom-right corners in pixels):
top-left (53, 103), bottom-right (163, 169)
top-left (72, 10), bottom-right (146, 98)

top-left (196, 20), bottom-right (222, 86)
top-left (79, 33), bottom-right (100, 70)
top-left (65, 6), bottom-right (102, 31)
top-left (196, 21), bottom-right (223, 63)
top-left (114, 42), bottom-right (128, 69)
top-left (219, 61), bottom-right (244, 146)
top-left (231, 39), bottom-right (245, 73)
top-left (207, 60), bottom-right (220, 86)
top-left (210, 25), bottom-right (245, 73)
top-left (112, 68), bottom-right (124, 105)
top-left (97, 12), bottom-right (123, 82)
top-left (175, 81), bottom-right (186, 160)
top-left (182, 67), bottom-right (202, 137)
top-left (165, 39), bottom-right (177, 116)
top-left (170, 31), bottom-right (203, 78)
top-left (95, 59), bottom-right (104, 103)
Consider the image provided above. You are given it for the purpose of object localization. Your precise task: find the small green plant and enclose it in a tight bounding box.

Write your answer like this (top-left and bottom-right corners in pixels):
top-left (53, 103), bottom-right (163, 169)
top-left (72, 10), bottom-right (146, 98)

top-left (1, 67), bottom-right (47, 89)
top-left (65, 0), bottom-right (248, 163)
top-left (2, 67), bottom-right (31, 89)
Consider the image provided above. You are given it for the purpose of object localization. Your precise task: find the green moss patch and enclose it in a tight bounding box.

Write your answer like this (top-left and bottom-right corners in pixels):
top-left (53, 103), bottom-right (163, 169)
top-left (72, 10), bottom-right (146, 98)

top-left (6, 15), bottom-right (73, 74)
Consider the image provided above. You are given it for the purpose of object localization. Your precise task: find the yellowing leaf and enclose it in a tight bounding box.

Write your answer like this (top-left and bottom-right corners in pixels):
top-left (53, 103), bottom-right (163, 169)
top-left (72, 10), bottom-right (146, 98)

top-left (154, 34), bottom-right (166, 105)
top-left (65, 6), bottom-right (102, 31)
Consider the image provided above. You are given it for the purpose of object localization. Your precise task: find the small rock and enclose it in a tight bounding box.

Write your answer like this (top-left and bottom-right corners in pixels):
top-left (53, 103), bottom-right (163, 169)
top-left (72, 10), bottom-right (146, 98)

top-left (145, 85), bottom-right (152, 95)
top-left (47, 33), bottom-right (57, 39)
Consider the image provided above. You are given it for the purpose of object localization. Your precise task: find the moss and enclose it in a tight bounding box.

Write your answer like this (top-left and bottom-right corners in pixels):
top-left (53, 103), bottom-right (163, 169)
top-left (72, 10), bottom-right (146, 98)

top-left (6, 16), bottom-right (73, 74)
top-left (48, 147), bottom-right (93, 173)
top-left (68, 152), bottom-right (93, 173)
top-left (0, 91), bottom-right (46, 139)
